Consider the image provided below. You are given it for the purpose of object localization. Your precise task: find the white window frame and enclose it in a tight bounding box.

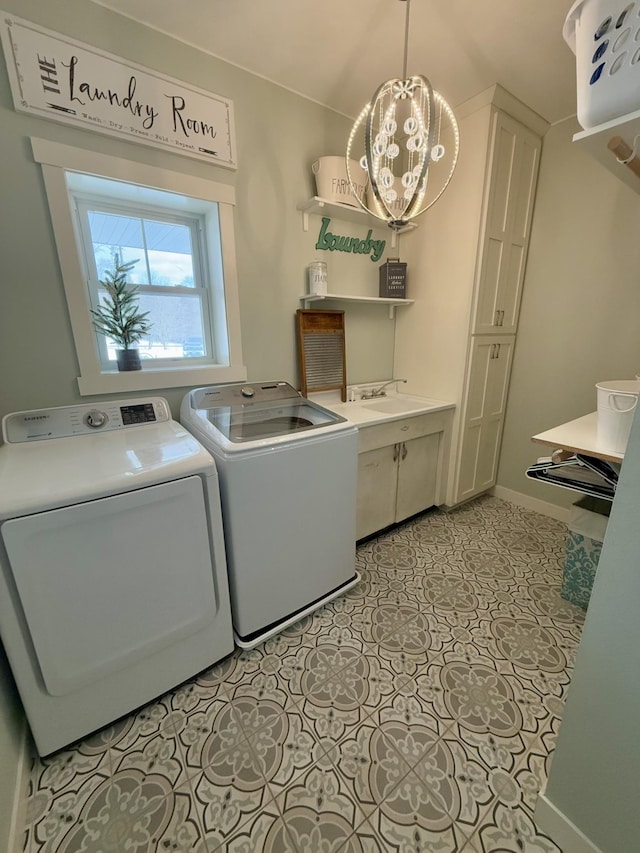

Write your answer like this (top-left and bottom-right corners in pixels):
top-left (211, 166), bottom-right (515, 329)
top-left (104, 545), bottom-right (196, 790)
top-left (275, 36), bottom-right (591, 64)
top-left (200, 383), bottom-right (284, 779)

top-left (32, 137), bottom-right (246, 395)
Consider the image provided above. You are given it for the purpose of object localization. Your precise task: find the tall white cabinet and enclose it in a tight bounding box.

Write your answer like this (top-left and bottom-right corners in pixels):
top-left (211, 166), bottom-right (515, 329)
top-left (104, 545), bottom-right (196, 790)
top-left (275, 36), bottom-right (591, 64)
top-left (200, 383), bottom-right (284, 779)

top-left (394, 85), bottom-right (547, 506)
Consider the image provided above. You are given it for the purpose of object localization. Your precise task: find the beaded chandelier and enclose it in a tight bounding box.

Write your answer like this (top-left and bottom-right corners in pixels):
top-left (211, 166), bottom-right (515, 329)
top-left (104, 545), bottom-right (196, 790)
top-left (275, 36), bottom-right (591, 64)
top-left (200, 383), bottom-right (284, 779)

top-left (346, 0), bottom-right (459, 230)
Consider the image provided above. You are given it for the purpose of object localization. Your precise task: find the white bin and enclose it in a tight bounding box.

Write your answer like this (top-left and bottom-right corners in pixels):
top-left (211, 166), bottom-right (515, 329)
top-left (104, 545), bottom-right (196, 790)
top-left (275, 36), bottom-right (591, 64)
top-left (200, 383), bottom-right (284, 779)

top-left (312, 157), bottom-right (367, 207)
top-left (563, 0), bottom-right (640, 129)
top-left (596, 378), bottom-right (640, 453)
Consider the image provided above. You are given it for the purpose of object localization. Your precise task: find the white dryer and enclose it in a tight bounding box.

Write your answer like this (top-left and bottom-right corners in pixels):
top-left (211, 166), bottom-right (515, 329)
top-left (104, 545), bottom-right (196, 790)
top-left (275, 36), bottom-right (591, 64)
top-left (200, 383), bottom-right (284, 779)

top-left (181, 381), bottom-right (360, 649)
top-left (0, 397), bottom-right (233, 756)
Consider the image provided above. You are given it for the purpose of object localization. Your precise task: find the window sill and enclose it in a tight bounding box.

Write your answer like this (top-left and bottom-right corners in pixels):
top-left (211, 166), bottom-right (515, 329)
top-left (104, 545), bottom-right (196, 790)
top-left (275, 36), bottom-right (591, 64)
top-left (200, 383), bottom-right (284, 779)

top-left (77, 364), bottom-right (248, 396)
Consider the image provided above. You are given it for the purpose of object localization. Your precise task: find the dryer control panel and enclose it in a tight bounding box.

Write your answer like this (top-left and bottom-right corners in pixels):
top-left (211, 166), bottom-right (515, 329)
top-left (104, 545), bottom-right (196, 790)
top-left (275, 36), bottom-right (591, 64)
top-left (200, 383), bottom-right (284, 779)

top-left (3, 397), bottom-right (171, 443)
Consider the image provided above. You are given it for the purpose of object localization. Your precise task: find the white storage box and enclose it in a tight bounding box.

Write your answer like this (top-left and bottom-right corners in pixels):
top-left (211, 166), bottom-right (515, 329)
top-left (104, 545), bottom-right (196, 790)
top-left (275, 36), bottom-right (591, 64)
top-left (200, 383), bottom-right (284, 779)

top-left (312, 156), bottom-right (367, 207)
top-left (563, 0), bottom-right (640, 128)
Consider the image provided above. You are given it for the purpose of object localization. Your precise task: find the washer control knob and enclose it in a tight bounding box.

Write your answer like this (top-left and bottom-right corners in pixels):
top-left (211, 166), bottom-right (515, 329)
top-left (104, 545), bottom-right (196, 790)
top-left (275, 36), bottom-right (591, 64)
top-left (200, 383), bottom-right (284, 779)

top-left (84, 409), bottom-right (108, 429)
top-left (240, 387), bottom-right (255, 398)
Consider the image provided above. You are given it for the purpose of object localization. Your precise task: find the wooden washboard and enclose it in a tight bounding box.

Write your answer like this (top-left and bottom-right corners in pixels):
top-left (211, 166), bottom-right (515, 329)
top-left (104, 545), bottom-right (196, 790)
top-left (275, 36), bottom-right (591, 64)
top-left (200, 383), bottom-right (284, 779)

top-left (296, 309), bottom-right (347, 402)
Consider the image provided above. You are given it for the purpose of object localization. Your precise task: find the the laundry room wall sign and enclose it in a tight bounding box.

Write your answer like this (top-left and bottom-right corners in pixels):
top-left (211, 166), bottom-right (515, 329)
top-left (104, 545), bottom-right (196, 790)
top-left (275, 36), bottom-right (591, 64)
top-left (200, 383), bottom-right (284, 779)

top-left (315, 217), bottom-right (386, 262)
top-left (0, 10), bottom-right (237, 169)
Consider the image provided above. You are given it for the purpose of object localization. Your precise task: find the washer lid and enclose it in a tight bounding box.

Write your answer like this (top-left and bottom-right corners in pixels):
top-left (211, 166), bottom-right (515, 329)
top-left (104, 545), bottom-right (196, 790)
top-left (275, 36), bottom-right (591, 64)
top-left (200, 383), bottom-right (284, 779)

top-left (201, 399), bottom-right (345, 442)
top-left (183, 381), bottom-right (351, 446)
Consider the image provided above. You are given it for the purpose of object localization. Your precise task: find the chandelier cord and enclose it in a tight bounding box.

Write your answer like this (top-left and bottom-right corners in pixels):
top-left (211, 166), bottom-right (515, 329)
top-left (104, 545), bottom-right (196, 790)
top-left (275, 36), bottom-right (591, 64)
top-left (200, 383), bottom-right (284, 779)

top-left (402, 0), bottom-right (411, 80)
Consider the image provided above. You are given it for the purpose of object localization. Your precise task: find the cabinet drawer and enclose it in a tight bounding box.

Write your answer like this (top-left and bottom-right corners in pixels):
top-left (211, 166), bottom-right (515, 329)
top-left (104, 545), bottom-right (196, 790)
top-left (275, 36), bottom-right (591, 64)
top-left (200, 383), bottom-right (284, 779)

top-left (358, 410), bottom-right (451, 454)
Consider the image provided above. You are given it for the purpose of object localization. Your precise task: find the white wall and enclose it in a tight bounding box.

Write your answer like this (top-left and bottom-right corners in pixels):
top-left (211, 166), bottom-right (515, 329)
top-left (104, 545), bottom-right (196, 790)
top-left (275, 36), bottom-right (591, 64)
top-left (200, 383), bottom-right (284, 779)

top-left (497, 118), bottom-right (640, 508)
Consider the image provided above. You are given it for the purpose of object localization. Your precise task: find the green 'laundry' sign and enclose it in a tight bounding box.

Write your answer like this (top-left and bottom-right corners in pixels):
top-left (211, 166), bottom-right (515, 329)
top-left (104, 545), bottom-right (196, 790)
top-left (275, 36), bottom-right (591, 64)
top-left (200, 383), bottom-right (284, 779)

top-left (315, 217), bottom-right (385, 262)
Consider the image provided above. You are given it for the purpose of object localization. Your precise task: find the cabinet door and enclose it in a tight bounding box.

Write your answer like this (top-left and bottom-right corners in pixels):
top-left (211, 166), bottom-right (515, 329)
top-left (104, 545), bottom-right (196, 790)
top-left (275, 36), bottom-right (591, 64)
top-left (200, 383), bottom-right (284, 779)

top-left (498, 123), bottom-right (541, 333)
top-left (473, 113), bottom-right (517, 335)
top-left (356, 445), bottom-right (399, 539)
top-left (395, 433), bottom-right (440, 523)
top-left (473, 112), bottom-right (541, 336)
top-left (455, 336), bottom-right (514, 503)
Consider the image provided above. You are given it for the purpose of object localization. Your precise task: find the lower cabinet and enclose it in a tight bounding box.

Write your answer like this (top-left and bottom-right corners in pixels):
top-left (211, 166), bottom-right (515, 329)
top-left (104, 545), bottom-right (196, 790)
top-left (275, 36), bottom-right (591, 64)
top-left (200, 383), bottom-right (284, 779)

top-left (453, 335), bottom-right (514, 504)
top-left (356, 410), bottom-right (452, 540)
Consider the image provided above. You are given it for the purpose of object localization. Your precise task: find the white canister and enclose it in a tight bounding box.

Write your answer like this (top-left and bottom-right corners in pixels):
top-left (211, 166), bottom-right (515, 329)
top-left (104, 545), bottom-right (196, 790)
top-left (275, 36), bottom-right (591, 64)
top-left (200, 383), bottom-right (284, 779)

top-left (308, 261), bottom-right (328, 295)
top-left (596, 379), bottom-right (640, 453)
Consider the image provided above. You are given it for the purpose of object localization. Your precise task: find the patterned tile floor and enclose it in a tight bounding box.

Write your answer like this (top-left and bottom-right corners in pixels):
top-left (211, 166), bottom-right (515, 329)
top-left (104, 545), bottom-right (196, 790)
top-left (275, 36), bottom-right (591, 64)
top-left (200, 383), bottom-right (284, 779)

top-left (20, 496), bottom-right (584, 852)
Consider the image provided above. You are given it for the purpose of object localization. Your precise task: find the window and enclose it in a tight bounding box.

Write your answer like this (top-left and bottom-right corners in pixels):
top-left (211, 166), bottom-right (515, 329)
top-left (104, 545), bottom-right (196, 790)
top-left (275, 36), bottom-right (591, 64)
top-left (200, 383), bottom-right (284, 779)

top-left (74, 189), bottom-right (214, 369)
top-left (32, 138), bottom-right (245, 395)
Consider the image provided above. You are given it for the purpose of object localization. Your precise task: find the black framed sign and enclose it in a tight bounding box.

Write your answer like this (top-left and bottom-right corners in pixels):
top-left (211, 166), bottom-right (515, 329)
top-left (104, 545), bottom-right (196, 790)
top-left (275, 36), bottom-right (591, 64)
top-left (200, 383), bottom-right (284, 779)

top-left (0, 10), bottom-right (237, 169)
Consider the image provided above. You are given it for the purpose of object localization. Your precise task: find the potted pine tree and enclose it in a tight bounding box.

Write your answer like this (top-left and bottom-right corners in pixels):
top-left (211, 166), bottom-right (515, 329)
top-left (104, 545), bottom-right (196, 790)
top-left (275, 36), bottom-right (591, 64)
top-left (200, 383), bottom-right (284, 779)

top-left (90, 258), bottom-right (152, 371)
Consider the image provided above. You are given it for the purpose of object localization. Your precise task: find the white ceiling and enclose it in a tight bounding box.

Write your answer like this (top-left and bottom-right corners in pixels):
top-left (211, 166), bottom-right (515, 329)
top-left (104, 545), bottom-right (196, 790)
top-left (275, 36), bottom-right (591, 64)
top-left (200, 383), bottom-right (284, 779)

top-left (90, 0), bottom-right (577, 125)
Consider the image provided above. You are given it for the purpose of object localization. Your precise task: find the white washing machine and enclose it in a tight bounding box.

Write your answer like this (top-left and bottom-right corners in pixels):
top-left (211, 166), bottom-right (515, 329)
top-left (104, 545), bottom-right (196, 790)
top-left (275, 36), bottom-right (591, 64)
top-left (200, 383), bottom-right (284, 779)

top-left (0, 397), bottom-right (233, 756)
top-left (181, 381), bottom-right (360, 648)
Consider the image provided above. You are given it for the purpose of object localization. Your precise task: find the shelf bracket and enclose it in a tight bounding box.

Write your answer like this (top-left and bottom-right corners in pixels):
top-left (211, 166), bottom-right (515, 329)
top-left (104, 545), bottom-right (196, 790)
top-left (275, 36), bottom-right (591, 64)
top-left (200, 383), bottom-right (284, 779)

top-left (301, 296), bottom-right (320, 309)
top-left (299, 197), bottom-right (400, 246)
top-left (608, 135), bottom-right (640, 180)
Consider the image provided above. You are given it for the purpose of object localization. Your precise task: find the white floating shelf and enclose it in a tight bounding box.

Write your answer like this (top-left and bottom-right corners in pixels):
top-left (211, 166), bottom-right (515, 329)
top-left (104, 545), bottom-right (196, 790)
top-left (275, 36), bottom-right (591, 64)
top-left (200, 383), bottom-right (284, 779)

top-left (573, 109), bottom-right (640, 195)
top-left (300, 293), bottom-right (414, 319)
top-left (297, 197), bottom-right (417, 249)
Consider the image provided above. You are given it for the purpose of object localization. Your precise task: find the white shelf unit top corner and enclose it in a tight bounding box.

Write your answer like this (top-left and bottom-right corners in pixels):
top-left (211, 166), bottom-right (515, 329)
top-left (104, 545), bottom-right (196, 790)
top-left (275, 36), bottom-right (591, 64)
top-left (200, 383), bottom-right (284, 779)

top-left (297, 197), bottom-right (417, 248)
top-left (300, 293), bottom-right (414, 319)
top-left (574, 109), bottom-right (640, 195)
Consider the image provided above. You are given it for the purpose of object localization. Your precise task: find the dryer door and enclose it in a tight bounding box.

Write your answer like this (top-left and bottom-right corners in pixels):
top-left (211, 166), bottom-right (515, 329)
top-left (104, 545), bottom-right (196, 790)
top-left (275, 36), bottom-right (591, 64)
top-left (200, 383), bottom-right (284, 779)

top-left (1, 476), bottom-right (218, 695)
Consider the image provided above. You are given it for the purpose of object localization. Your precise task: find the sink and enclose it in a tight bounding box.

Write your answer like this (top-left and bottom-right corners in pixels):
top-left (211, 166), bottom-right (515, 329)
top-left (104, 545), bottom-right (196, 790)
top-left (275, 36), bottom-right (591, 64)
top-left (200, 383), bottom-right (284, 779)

top-left (358, 396), bottom-right (431, 415)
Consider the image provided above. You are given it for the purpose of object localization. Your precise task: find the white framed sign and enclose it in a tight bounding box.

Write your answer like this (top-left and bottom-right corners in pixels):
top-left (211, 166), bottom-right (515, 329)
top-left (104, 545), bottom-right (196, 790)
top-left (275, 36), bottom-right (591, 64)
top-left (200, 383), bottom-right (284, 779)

top-left (0, 10), bottom-right (237, 169)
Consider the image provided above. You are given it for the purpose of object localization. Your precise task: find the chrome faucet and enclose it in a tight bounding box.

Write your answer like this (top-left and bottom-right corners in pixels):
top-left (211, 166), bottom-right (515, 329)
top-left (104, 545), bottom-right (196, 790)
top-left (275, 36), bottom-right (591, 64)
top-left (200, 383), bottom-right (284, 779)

top-left (361, 378), bottom-right (407, 399)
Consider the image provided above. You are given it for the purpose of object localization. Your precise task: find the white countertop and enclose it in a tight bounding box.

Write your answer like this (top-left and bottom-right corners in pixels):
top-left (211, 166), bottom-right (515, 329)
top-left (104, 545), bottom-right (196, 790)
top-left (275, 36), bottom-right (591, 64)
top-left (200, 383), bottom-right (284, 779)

top-left (532, 412), bottom-right (624, 463)
top-left (310, 389), bottom-right (455, 428)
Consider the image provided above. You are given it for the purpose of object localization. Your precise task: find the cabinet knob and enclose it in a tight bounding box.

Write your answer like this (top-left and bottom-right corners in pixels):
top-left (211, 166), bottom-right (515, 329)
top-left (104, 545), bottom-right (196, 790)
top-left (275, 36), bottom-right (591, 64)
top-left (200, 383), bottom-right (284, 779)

top-left (393, 443), bottom-right (399, 461)
top-left (401, 442), bottom-right (408, 460)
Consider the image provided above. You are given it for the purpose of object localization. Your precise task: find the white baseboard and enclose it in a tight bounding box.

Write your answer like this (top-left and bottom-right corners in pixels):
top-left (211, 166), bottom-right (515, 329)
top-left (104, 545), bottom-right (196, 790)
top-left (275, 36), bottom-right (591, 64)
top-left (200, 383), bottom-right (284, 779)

top-left (8, 720), bottom-right (29, 853)
top-left (491, 486), bottom-right (570, 523)
top-left (535, 792), bottom-right (604, 853)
